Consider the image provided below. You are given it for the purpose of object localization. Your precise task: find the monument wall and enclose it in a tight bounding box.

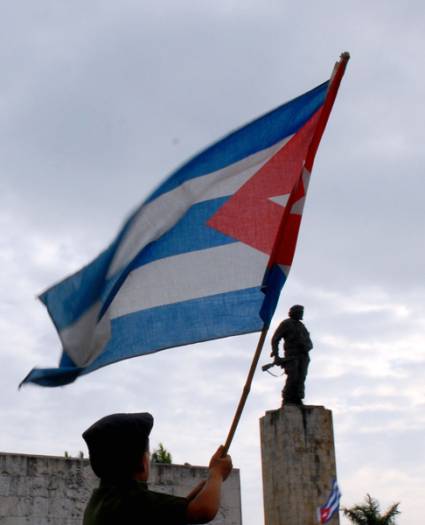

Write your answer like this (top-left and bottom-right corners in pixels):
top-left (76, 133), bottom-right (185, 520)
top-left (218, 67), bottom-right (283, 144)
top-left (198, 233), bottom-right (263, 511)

top-left (0, 452), bottom-right (241, 525)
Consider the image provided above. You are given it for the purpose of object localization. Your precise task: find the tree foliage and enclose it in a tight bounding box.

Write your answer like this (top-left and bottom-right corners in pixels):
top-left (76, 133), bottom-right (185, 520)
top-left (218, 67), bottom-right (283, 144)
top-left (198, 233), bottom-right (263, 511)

top-left (151, 443), bottom-right (172, 464)
top-left (343, 494), bottom-right (400, 524)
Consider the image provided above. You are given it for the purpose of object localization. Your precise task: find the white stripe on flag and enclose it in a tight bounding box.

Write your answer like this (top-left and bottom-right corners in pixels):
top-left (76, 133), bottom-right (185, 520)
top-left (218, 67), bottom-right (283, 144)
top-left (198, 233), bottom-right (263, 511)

top-left (110, 242), bottom-right (268, 317)
top-left (60, 302), bottom-right (111, 368)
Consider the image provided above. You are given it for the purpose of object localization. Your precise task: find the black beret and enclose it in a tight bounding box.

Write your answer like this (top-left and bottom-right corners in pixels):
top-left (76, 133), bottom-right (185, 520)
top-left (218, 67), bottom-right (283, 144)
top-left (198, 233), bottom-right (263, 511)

top-left (82, 412), bottom-right (153, 479)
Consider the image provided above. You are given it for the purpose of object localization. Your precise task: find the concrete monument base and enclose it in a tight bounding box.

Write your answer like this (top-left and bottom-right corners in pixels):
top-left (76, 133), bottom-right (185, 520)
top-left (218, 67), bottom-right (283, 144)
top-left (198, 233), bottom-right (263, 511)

top-left (260, 405), bottom-right (339, 525)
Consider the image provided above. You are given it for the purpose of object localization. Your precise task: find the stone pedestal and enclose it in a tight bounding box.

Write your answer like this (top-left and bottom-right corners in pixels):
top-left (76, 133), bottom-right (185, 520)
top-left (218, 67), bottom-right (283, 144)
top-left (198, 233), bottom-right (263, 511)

top-left (260, 405), bottom-right (339, 525)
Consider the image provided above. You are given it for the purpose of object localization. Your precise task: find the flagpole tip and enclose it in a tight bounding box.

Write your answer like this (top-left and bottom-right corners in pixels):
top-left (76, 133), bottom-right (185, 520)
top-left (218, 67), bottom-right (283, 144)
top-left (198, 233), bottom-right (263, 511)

top-left (340, 51), bottom-right (350, 61)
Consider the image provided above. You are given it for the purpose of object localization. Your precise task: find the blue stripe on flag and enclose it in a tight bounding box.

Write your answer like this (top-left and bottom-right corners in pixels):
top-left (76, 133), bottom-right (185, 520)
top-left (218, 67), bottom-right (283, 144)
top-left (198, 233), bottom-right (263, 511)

top-left (147, 82), bottom-right (328, 202)
top-left (23, 287), bottom-right (265, 386)
top-left (86, 286), bottom-right (265, 372)
top-left (39, 245), bottom-right (116, 331)
top-left (21, 366), bottom-right (83, 388)
top-left (38, 207), bottom-right (139, 331)
top-left (129, 197), bottom-right (235, 269)
top-left (260, 264), bottom-right (287, 325)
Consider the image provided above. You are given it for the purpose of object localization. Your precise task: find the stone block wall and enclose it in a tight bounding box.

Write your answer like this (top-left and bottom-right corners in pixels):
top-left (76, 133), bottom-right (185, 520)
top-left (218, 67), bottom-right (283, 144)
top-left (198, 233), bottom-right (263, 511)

top-left (260, 405), bottom-right (339, 525)
top-left (0, 453), bottom-right (241, 525)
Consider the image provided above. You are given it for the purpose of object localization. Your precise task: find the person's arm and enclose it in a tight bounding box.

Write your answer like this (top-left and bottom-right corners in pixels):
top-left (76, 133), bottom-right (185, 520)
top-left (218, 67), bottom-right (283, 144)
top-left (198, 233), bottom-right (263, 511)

top-left (186, 481), bottom-right (206, 502)
top-left (185, 446), bottom-right (232, 524)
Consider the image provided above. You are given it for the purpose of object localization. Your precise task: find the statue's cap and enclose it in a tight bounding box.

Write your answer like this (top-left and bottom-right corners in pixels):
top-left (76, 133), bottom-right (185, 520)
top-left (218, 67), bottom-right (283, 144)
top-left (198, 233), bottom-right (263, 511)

top-left (289, 305), bottom-right (304, 319)
top-left (289, 304), bottom-right (304, 312)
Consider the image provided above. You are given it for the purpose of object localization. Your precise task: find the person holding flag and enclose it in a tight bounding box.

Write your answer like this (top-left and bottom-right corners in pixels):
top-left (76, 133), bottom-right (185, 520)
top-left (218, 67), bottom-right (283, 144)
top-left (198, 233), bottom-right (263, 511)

top-left (82, 412), bottom-right (233, 525)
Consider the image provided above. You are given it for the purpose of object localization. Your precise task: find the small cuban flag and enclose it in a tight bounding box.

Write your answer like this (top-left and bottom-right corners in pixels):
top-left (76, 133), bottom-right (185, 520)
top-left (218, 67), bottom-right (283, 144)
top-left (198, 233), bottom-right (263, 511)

top-left (21, 54), bottom-right (349, 387)
top-left (317, 479), bottom-right (342, 524)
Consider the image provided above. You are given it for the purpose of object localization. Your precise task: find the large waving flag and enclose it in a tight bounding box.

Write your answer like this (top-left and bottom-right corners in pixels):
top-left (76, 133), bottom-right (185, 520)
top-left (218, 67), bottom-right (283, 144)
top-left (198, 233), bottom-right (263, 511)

top-left (22, 54), bottom-right (349, 387)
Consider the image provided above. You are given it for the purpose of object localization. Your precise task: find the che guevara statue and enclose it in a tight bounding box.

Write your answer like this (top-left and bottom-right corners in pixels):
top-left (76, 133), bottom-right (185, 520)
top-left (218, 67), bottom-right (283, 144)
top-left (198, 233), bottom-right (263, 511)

top-left (269, 305), bottom-right (313, 405)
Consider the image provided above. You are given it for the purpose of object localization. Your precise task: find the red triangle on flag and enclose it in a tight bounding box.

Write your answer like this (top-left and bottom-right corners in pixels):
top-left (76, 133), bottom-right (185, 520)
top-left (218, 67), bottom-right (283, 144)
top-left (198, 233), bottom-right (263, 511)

top-left (208, 110), bottom-right (321, 265)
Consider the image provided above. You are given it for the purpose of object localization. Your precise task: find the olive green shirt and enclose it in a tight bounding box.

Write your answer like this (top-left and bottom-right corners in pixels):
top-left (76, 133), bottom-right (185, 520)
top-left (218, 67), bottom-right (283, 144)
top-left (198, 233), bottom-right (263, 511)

top-left (83, 480), bottom-right (188, 525)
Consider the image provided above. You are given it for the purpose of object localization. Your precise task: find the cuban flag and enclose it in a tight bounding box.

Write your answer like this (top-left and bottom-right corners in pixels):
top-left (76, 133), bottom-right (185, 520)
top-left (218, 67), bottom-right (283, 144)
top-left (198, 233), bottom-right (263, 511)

top-left (318, 480), bottom-right (342, 524)
top-left (22, 54), bottom-right (349, 387)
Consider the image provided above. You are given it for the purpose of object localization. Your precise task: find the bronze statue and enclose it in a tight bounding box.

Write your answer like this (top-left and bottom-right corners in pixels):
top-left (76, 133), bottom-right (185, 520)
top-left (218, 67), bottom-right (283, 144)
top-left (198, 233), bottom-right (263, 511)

top-left (267, 305), bottom-right (313, 405)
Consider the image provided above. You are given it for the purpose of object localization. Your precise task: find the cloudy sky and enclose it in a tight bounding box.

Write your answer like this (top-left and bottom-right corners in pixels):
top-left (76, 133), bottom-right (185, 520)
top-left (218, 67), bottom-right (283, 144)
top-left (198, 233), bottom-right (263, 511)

top-left (1, 1), bottom-right (424, 524)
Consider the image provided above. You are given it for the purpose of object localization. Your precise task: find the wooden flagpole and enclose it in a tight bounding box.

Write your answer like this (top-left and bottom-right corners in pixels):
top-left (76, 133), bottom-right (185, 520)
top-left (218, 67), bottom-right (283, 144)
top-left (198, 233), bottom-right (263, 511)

top-left (222, 53), bottom-right (350, 455)
top-left (223, 325), bottom-right (269, 454)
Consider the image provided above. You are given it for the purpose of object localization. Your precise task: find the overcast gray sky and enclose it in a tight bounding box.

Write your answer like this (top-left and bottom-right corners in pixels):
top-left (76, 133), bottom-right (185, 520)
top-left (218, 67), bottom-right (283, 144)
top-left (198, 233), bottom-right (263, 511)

top-left (1, 1), bottom-right (424, 524)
